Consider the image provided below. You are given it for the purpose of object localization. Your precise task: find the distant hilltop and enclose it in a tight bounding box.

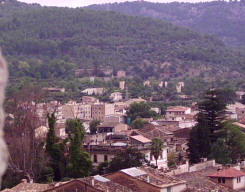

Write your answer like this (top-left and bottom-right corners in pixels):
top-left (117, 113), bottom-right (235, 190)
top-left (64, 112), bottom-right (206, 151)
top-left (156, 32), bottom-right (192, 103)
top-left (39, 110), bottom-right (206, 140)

top-left (87, 0), bottom-right (245, 47)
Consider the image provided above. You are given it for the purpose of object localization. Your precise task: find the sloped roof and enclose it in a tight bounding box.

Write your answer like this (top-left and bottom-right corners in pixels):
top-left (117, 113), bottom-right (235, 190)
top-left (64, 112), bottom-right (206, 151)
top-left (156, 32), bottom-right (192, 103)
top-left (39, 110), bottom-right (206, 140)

top-left (173, 128), bottom-right (191, 139)
top-left (120, 167), bottom-right (147, 177)
top-left (98, 122), bottom-right (120, 128)
top-left (134, 123), bottom-right (175, 141)
top-left (94, 175), bottom-right (110, 183)
top-left (166, 106), bottom-right (189, 112)
top-left (2, 183), bottom-right (51, 192)
top-left (208, 168), bottom-right (245, 178)
top-left (130, 135), bottom-right (151, 143)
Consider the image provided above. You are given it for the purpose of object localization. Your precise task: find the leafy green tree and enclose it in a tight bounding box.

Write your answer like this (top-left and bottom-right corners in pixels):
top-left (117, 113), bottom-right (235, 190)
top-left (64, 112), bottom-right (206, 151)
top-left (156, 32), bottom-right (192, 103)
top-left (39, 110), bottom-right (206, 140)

top-left (127, 102), bottom-right (157, 122)
top-left (66, 119), bottom-right (85, 139)
top-left (216, 88), bottom-right (236, 105)
top-left (89, 120), bottom-right (100, 134)
top-left (224, 121), bottom-right (245, 163)
top-left (151, 138), bottom-right (164, 167)
top-left (46, 113), bottom-right (66, 181)
top-left (107, 147), bottom-right (145, 173)
top-left (209, 138), bottom-right (231, 165)
top-left (167, 152), bottom-right (176, 168)
top-left (96, 161), bottom-right (109, 175)
top-left (131, 118), bottom-right (148, 129)
top-left (66, 119), bottom-right (92, 178)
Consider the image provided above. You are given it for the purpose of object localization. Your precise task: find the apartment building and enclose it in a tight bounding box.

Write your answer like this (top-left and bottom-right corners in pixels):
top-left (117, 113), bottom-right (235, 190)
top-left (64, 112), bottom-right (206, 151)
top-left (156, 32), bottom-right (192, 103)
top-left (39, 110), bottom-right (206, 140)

top-left (91, 103), bottom-right (115, 121)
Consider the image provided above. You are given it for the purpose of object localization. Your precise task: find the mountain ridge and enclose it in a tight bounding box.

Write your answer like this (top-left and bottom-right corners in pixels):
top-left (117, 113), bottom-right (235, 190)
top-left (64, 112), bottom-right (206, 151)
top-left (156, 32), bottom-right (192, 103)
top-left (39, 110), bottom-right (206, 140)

top-left (87, 1), bottom-right (245, 47)
top-left (0, 0), bottom-right (244, 85)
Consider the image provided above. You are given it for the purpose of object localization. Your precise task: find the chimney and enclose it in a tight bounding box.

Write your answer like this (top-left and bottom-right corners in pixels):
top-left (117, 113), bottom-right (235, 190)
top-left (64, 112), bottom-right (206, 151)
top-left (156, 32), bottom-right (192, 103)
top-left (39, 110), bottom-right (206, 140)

top-left (146, 175), bottom-right (150, 183)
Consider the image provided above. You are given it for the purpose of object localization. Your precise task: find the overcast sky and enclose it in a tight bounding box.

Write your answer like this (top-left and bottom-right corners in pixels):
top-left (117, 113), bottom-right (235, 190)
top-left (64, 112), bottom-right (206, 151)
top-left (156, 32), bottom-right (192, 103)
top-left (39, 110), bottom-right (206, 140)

top-left (18, 0), bottom-right (217, 7)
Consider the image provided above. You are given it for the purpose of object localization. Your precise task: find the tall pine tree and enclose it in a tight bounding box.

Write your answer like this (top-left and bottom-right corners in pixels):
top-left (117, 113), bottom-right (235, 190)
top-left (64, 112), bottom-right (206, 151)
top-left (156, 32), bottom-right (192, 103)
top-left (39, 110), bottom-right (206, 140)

top-left (188, 89), bottom-right (226, 163)
top-left (199, 89), bottom-right (226, 143)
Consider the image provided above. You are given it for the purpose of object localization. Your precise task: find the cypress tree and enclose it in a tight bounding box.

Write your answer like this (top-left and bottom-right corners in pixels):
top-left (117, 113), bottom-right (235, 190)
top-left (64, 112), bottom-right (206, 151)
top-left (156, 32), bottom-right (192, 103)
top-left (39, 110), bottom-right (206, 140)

top-left (46, 113), bottom-right (57, 153)
top-left (46, 113), bottom-right (66, 181)
top-left (66, 119), bottom-right (92, 178)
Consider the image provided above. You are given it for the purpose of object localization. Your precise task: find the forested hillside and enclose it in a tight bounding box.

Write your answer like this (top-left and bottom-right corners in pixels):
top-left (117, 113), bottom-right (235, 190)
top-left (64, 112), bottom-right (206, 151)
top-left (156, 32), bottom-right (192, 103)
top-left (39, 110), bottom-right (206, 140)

top-left (88, 1), bottom-right (245, 47)
top-left (0, 0), bottom-right (245, 87)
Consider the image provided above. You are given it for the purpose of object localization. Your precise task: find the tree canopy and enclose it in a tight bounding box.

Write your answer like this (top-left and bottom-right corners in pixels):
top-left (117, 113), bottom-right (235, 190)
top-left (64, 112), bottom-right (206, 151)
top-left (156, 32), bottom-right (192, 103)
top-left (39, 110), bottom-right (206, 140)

top-left (127, 102), bottom-right (157, 122)
top-left (151, 138), bottom-right (164, 167)
top-left (106, 147), bottom-right (145, 173)
top-left (188, 89), bottom-right (245, 164)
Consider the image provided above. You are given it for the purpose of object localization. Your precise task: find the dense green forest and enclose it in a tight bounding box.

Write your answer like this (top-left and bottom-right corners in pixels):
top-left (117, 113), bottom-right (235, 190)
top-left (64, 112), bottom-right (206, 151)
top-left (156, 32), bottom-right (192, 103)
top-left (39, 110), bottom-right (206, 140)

top-left (1, 0), bottom-right (245, 80)
top-left (88, 0), bottom-right (245, 47)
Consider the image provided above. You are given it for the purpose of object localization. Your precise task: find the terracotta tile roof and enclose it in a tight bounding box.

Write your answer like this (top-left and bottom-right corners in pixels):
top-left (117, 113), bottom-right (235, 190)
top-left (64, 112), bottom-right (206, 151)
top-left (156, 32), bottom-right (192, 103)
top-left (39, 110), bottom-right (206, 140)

top-left (1, 183), bottom-right (51, 192)
top-left (130, 135), bottom-right (151, 143)
top-left (132, 124), bottom-right (175, 142)
top-left (175, 167), bottom-right (233, 192)
top-left (81, 176), bottom-right (132, 192)
top-left (208, 168), bottom-right (245, 178)
top-left (173, 128), bottom-right (191, 139)
top-left (139, 167), bottom-right (186, 187)
top-left (106, 166), bottom-right (186, 191)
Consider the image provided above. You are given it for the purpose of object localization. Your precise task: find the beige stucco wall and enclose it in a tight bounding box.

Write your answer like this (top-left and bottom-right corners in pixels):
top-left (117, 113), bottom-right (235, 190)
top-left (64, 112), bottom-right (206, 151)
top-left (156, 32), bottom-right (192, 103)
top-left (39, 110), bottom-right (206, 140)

top-left (91, 104), bottom-right (105, 121)
top-left (114, 123), bottom-right (128, 132)
top-left (232, 176), bottom-right (245, 190)
top-left (209, 177), bottom-right (233, 189)
top-left (105, 103), bottom-right (115, 116)
top-left (91, 153), bottom-right (114, 166)
top-left (144, 149), bottom-right (168, 169)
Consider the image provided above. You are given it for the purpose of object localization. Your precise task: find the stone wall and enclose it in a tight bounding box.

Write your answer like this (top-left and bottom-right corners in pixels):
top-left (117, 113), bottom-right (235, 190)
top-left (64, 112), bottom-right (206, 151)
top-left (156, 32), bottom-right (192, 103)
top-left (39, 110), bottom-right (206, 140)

top-left (168, 160), bottom-right (216, 176)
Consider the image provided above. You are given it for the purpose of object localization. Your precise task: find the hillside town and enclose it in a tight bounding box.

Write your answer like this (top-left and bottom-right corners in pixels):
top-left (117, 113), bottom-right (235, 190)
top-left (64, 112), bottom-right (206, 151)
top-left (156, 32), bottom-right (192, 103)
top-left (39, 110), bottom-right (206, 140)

top-left (2, 0), bottom-right (245, 191)
top-left (3, 76), bottom-right (245, 192)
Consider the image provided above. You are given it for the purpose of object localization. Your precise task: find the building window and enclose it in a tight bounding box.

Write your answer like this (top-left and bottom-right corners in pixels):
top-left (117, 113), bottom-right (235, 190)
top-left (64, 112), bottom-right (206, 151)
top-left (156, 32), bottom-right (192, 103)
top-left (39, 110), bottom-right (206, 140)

top-left (167, 187), bottom-right (171, 192)
top-left (104, 155), bottom-right (108, 162)
top-left (237, 177), bottom-right (241, 183)
top-left (222, 178), bottom-right (225, 183)
top-left (218, 178), bottom-right (221, 183)
top-left (94, 155), bottom-right (97, 163)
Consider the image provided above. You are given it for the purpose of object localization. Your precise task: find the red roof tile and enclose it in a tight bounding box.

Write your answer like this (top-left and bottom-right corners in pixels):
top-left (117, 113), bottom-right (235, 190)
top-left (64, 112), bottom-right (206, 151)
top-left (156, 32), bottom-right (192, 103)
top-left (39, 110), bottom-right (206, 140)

top-left (208, 168), bottom-right (245, 178)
